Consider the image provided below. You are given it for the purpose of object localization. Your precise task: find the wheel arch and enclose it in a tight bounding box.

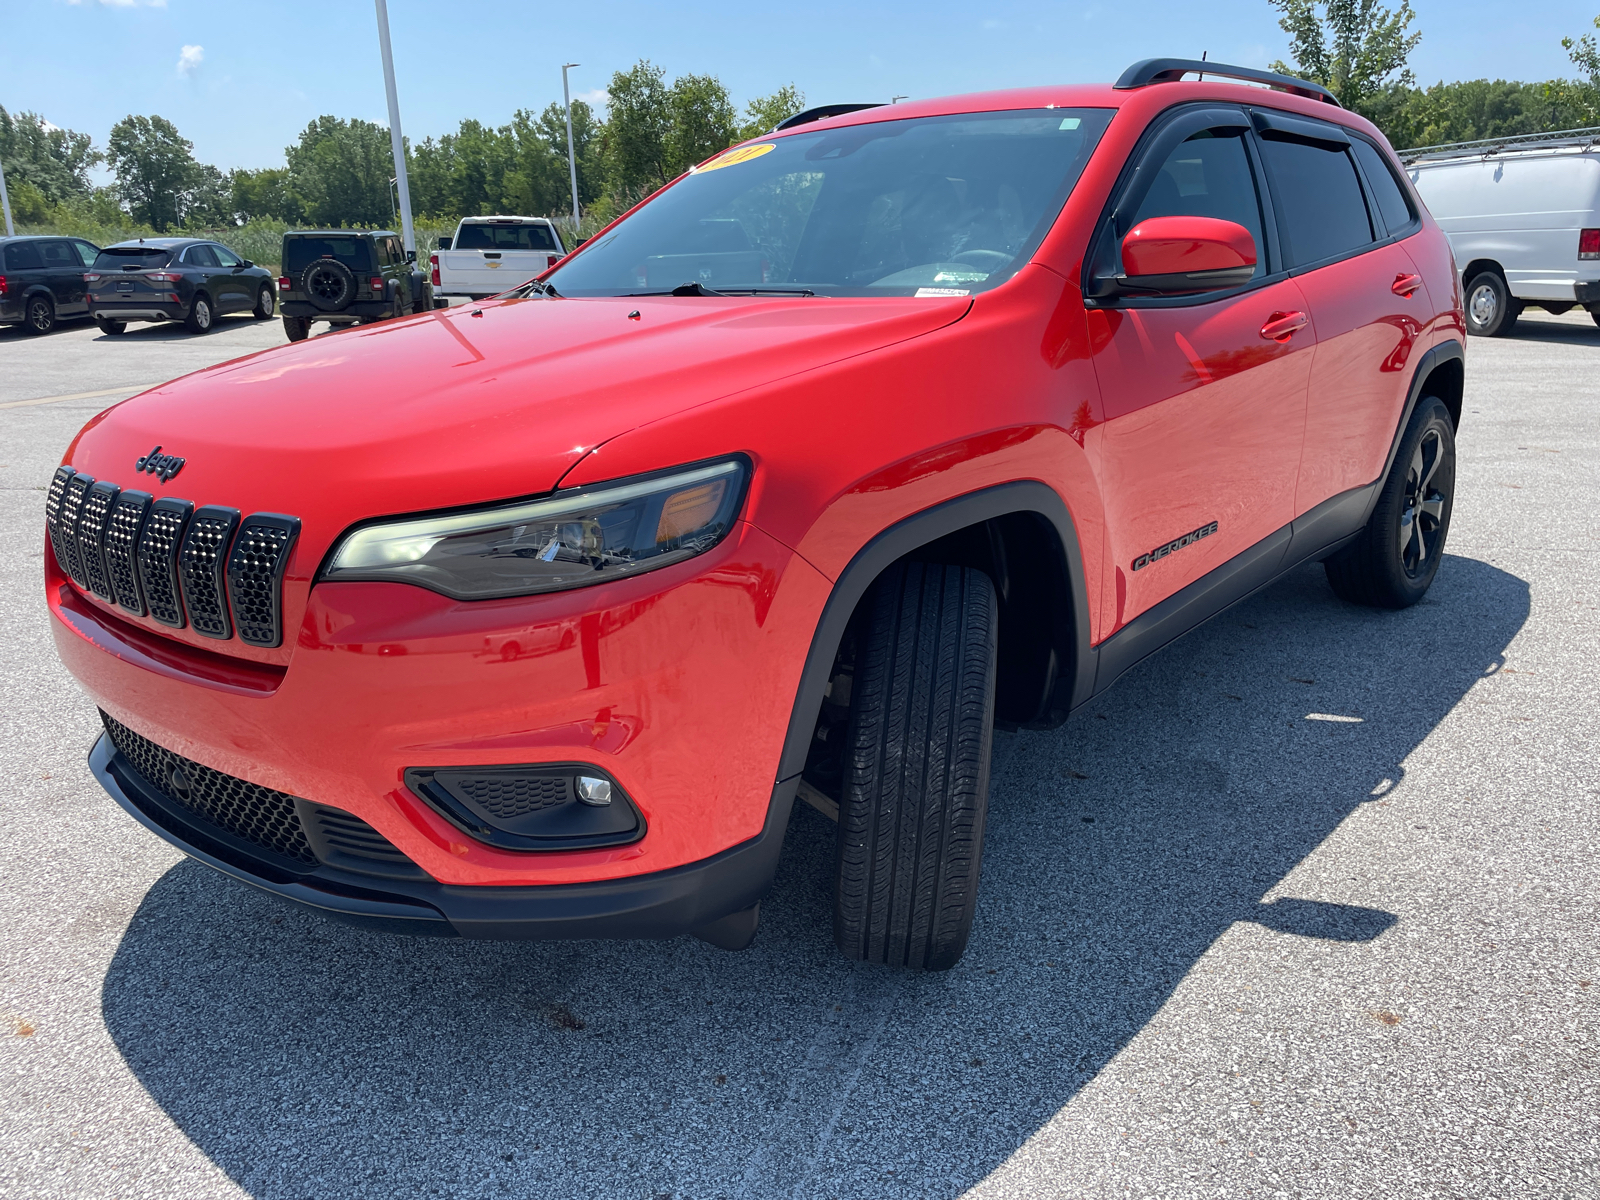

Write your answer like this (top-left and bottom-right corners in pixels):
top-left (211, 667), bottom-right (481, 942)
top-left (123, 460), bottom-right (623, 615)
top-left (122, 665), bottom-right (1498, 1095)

top-left (1360, 338), bottom-right (1465, 527)
top-left (774, 481), bottom-right (1096, 787)
top-left (1460, 257), bottom-right (1505, 287)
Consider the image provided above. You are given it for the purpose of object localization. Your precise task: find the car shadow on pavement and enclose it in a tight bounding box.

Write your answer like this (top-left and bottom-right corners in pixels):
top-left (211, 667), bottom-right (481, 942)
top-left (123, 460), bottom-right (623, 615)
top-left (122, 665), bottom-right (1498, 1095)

top-left (99, 554), bottom-right (1528, 1200)
top-left (1506, 316), bottom-right (1600, 345)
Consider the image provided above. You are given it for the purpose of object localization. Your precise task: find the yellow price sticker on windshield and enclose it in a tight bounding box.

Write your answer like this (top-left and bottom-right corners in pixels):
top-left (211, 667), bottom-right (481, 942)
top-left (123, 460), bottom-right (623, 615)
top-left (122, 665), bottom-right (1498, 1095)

top-left (695, 143), bottom-right (776, 173)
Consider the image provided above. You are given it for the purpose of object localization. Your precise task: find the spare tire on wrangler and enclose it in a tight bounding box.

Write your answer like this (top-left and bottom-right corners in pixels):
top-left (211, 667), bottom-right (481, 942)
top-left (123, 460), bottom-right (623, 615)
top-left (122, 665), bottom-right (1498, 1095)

top-left (301, 258), bottom-right (356, 312)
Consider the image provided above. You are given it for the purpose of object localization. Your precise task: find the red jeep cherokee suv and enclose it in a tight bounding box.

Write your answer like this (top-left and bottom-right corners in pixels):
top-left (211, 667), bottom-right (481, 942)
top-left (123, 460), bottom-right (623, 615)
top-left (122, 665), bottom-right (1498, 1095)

top-left (45, 60), bottom-right (1464, 969)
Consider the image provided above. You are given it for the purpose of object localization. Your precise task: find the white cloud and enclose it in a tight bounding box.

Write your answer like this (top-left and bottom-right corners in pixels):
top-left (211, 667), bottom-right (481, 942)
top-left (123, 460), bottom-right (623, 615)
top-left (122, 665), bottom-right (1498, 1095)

top-left (575, 88), bottom-right (610, 108)
top-left (177, 44), bottom-right (203, 77)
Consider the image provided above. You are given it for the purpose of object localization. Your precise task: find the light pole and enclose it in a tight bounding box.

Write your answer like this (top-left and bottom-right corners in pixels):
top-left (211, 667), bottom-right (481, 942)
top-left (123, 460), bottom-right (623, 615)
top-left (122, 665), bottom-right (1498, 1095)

top-left (0, 154), bottom-right (13, 237)
top-left (374, 0), bottom-right (416, 256)
top-left (562, 63), bottom-right (581, 235)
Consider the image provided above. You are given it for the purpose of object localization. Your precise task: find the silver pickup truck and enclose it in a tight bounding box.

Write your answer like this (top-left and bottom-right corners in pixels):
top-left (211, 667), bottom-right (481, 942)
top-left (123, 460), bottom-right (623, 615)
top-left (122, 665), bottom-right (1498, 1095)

top-left (430, 216), bottom-right (567, 300)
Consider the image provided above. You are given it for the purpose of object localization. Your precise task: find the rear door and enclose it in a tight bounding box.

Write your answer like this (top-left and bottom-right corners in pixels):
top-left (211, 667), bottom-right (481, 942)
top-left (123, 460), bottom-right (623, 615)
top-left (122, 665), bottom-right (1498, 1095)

top-left (40, 240), bottom-right (88, 315)
top-left (1089, 107), bottom-right (1313, 633)
top-left (208, 243), bottom-right (252, 310)
top-left (1253, 111), bottom-right (1426, 516)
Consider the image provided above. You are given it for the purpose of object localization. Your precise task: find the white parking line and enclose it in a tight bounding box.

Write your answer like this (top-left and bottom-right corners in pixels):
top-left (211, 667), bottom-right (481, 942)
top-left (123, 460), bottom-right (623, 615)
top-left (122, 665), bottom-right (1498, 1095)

top-left (0, 384), bottom-right (158, 410)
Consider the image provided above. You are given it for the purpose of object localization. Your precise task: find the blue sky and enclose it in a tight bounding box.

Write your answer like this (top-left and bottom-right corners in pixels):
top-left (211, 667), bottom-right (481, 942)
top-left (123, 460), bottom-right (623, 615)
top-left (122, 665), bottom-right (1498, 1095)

top-left (4, 0), bottom-right (1597, 178)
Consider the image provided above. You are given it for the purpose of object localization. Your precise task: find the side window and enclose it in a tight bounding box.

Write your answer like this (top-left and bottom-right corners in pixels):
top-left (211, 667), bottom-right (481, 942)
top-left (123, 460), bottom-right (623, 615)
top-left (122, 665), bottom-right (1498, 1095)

top-left (373, 238), bottom-right (392, 267)
top-left (40, 241), bottom-right (79, 269)
top-left (1258, 134), bottom-right (1374, 267)
top-left (1128, 127), bottom-right (1268, 282)
top-left (211, 244), bottom-right (242, 267)
top-left (1350, 139), bottom-right (1415, 236)
top-left (185, 244), bottom-right (219, 267)
top-left (72, 241), bottom-right (99, 266)
top-left (5, 242), bottom-right (43, 270)
top-left (390, 237), bottom-right (406, 263)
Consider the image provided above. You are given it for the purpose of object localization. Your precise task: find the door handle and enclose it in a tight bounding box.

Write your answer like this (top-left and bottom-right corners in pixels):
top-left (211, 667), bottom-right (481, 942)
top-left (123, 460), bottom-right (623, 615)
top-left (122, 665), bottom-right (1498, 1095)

top-left (1392, 272), bottom-right (1422, 297)
top-left (1260, 311), bottom-right (1308, 342)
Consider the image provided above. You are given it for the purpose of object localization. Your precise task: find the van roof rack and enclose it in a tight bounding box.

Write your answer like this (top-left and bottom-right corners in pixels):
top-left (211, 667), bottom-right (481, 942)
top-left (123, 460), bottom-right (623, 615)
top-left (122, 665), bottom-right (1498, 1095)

top-left (1114, 58), bottom-right (1340, 107)
top-left (774, 103), bottom-right (886, 132)
top-left (1400, 125), bottom-right (1600, 164)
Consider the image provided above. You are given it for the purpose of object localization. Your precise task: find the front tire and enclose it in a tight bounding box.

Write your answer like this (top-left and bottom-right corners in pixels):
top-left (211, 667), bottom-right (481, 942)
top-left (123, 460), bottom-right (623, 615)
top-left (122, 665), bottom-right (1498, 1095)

top-left (253, 285), bottom-right (276, 320)
top-left (23, 295), bottom-right (55, 335)
top-left (1324, 396), bottom-right (1456, 609)
top-left (184, 294), bottom-right (213, 334)
top-left (834, 563), bottom-right (997, 971)
top-left (1465, 271), bottom-right (1517, 337)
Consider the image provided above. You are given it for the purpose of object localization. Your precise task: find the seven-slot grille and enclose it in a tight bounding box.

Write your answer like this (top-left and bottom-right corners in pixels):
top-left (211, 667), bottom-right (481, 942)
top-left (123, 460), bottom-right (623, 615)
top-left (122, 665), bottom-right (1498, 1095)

top-left (46, 466), bottom-right (298, 647)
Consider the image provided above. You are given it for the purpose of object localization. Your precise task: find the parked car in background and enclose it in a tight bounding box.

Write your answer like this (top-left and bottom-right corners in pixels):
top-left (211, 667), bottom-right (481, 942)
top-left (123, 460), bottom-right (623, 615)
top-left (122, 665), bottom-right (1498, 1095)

top-left (1407, 128), bottom-right (1600, 335)
top-left (44, 59), bottom-right (1465, 970)
top-left (86, 238), bottom-right (276, 335)
top-left (278, 229), bottom-right (431, 341)
top-left (431, 216), bottom-right (566, 300)
top-left (0, 234), bottom-right (100, 334)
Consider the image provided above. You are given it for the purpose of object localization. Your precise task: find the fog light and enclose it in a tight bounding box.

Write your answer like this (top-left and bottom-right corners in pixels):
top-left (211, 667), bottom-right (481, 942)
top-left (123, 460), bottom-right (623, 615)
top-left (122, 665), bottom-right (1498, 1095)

top-left (575, 776), bottom-right (612, 806)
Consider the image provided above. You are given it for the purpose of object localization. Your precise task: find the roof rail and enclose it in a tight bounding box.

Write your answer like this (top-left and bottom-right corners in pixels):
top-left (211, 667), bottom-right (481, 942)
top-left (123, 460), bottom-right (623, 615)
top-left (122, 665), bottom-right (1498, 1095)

top-left (774, 103), bottom-right (886, 132)
top-left (1400, 125), bottom-right (1600, 163)
top-left (1114, 58), bottom-right (1340, 107)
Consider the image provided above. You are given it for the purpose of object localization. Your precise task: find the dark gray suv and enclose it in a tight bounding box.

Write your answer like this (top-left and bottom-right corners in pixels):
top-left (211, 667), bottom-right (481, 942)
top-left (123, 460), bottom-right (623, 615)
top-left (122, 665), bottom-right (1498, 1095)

top-left (277, 229), bottom-right (433, 342)
top-left (85, 238), bottom-right (277, 335)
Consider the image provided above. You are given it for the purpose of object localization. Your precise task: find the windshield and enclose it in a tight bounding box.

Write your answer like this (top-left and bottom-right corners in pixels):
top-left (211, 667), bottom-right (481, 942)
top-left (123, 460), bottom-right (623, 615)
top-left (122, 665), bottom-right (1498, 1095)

top-left (94, 246), bottom-right (173, 270)
top-left (547, 108), bottom-right (1111, 298)
top-left (455, 223), bottom-right (559, 252)
top-left (284, 237), bottom-right (374, 275)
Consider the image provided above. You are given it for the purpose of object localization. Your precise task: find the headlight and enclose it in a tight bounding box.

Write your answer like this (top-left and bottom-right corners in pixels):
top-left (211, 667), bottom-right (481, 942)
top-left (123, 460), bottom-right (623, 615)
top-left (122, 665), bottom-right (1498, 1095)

top-left (322, 458), bottom-right (747, 600)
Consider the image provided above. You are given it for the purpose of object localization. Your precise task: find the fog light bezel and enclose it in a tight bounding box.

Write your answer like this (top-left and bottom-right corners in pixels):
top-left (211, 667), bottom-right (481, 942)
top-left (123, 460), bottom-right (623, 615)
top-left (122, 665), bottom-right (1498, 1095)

top-left (404, 762), bottom-right (643, 851)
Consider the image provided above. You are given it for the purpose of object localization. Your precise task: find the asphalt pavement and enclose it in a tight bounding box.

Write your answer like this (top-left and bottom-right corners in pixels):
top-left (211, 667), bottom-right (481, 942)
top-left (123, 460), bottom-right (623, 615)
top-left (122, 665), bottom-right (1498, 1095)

top-left (0, 310), bottom-right (1595, 1200)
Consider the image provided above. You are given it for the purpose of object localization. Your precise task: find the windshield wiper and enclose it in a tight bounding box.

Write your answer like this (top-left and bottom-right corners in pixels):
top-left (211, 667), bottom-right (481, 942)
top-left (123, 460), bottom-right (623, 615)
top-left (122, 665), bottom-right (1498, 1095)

top-left (503, 278), bottom-right (559, 299)
top-left (626, 281), bottom-right (815, 298)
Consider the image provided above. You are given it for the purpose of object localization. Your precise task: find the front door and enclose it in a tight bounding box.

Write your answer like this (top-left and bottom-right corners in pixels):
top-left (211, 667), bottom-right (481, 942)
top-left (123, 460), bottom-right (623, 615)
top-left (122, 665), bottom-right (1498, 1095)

top-left (1089, 112), bottom-right (1313, 635)
top-left (209, 243), bottom-right (252, 311)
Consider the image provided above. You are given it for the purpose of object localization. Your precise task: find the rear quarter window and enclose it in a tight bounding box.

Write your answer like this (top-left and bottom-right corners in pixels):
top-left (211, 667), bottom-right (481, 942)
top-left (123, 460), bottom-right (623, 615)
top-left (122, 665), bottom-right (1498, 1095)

top-left (1350, 139), bottom-right (1416, 235)
top-left (1259, 135), bottom-right (1374, 267)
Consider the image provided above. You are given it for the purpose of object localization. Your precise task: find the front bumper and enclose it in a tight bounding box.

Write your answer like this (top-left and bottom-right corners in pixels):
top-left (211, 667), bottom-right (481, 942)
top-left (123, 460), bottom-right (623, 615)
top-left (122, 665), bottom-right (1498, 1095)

top-left (94, 729), bottom-right (796, 942)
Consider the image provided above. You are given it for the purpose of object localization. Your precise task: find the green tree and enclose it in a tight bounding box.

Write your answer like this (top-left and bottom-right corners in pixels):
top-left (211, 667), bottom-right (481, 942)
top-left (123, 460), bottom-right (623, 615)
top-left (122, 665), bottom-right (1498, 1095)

top-left (738, 85), bottom-right (805, 142)
top-left (664, 73), bottom-right (738, 176)
top-left (106, 114), bottom-right (199, 231)
top-left (535, 99), bottom-right (605, 209)
top-left (286, 116), bottom-right (396, 227)
top-left (0, 107), bottom-right (101, 204)
top-left (1560, 14), bottom-right (1600, 123)
top-left (604, 60), bottom-right (672, 204)
top-left (1269, 0), bottom-right (1422, 109)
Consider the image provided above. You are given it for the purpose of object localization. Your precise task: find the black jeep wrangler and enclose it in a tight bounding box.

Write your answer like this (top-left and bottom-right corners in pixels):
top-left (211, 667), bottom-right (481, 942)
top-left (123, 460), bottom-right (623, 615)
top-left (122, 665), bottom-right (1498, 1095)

top-left (277, 229), bottom-right (434, 341)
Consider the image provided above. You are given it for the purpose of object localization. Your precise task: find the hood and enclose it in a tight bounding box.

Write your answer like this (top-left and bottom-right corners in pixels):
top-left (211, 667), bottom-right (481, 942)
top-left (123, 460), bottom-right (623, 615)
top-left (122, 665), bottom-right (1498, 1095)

top-left (65, 293), bottom-right (970, 564)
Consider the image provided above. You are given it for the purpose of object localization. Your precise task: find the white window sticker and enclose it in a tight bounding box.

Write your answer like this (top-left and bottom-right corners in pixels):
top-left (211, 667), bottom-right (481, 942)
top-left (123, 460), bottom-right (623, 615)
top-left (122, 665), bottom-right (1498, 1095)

top-left (915, 287), bottom-right (971, 298)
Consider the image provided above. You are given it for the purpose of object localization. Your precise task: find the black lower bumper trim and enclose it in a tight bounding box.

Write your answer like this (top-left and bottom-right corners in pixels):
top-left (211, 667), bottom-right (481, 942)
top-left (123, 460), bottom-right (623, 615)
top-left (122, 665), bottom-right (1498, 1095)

top-left (90, 732), bottom-right (794, 941)
top-left (279, 300), bottom-right (391, 320)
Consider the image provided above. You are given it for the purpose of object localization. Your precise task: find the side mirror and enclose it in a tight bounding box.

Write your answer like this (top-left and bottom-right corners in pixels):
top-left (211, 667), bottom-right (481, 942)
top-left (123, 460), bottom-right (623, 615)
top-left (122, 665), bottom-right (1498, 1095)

top-left (436, 236), bottom-right (452, 251)
top-left (1120, 216), bottom-right (1257, 294)
top-left (241, 260), bottom-right (254, 269)
top-left (406, 249), bottom-right (417, 263)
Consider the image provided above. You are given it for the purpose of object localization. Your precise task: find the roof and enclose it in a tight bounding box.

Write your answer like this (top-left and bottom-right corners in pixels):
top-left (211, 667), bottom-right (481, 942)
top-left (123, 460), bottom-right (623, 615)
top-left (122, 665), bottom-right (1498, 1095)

top-left (285, 229), bottom-right (399, 238)
top-left (105, 237), bottom-right (205, 249)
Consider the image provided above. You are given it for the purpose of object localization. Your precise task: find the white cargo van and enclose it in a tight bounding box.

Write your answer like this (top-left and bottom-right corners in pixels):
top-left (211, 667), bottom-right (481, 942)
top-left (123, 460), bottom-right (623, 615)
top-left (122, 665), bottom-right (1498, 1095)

top-left (1406, 128), bottom-right (1600, 336)
top-left (430, 216), bottom-right (567, 301)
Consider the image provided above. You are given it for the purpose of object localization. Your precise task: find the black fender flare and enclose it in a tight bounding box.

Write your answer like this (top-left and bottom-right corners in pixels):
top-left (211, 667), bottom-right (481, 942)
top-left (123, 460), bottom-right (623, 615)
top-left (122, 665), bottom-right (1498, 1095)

top-left (772, 479), bottom-right (1095, 786)
top-left (1361, 337), bottom-right (1464, 525)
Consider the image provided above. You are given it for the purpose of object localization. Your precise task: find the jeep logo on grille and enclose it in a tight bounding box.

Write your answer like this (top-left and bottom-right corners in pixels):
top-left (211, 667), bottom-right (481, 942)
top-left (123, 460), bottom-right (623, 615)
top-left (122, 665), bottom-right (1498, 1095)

top-left (134, 445), bottom-right (186, 483)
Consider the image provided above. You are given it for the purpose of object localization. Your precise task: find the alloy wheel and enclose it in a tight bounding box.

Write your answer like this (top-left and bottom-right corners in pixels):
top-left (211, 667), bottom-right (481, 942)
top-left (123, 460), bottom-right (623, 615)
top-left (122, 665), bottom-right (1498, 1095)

top-left (194, 299), bottom-right (211, 329)
top-left (1468, 282), bottom-right (1497, 330)
top-left (1399, 428), bottom-right (1445, 577)
top-left (28, 299), bottom-right (52, 332)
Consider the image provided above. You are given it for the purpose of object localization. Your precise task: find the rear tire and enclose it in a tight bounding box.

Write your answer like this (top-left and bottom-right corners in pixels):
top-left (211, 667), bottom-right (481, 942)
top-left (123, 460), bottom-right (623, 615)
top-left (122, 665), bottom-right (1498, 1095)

top-left (96, 319), bottom-right (127, 336)
top-left (282, 315), bottom-right (310, 342)
top-left (23, 295), bottom-right (55, 335)
top-left (1465, 271), bottom-right (1517, 337)
top-left (834, 562), bottom-right (997, 971)
top-left (184, 294), bottom-right (213, 334)
top-left (1324, 396), bottom-right (1456, 609)
top-left (253, 285), bottom-right (276, 320)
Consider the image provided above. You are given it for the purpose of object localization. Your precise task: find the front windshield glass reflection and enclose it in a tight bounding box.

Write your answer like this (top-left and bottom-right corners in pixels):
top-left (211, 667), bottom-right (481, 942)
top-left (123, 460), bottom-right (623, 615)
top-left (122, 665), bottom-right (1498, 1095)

top-left (547, 108), bottom-right (1113, 298)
